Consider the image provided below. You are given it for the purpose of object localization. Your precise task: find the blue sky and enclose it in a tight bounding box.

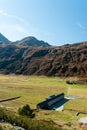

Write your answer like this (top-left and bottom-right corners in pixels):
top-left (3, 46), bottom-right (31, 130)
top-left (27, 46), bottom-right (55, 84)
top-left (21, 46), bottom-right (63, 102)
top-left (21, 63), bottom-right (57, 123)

top-left (0, 0), bottom-right (87, 46)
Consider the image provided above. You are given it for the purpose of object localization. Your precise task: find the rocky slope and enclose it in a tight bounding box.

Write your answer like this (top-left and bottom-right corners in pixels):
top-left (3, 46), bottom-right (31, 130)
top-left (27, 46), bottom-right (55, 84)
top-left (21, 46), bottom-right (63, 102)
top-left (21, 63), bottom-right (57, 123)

top-left (0, 41), bottom-right (87, 77)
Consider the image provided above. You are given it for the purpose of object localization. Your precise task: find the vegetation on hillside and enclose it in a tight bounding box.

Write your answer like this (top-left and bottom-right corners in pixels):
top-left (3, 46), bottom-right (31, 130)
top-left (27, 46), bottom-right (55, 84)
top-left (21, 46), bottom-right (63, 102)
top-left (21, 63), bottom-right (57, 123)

top-left (0, 42), bottom-right (87, 77)
top-left (0, 108), bottom-right (63, 130)
top-left (18, 104), bottom-right (35, 118)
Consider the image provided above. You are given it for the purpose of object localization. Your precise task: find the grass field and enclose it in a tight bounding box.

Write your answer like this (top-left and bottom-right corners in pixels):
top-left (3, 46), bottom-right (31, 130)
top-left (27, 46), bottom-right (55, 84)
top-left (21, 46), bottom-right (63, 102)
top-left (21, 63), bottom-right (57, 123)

top-left (0, 74), bottom-right (87, 126)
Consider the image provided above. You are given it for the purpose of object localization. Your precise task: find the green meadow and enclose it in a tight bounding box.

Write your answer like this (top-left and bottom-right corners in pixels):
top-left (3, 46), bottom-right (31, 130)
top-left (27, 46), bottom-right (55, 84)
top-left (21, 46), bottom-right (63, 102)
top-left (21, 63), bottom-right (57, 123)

top-left (0, 74), bottom-right (87, 125)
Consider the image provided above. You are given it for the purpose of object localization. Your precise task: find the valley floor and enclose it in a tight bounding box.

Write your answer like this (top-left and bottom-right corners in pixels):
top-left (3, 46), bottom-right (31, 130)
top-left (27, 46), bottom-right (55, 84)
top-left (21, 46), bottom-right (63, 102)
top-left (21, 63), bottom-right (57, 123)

top-left (0, 74), bottom-right (87, 129)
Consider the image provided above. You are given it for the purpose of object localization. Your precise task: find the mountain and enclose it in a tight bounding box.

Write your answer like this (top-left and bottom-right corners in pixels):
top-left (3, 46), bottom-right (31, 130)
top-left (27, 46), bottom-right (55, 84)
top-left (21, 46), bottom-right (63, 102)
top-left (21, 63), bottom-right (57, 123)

top-left (0, 41), bottom-right (87, 77)
top-left (14, 36), bottom-right (51, 47)
top-left (0, 33), bottom-right (10, 43)
top-left (0, 33), bottom-right (50, 47)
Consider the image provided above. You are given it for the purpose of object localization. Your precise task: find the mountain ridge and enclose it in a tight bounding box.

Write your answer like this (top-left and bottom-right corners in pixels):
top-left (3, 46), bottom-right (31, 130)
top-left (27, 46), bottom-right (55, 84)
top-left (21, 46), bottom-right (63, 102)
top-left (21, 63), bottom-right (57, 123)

top-left (0, 39), bottom-right (87, 77)
top-left (0, 33), bottom-right (10, 43)
top-left (0, 33), bottom-right (50, 47)
top-left (15, 36), bottom-right (51, 47)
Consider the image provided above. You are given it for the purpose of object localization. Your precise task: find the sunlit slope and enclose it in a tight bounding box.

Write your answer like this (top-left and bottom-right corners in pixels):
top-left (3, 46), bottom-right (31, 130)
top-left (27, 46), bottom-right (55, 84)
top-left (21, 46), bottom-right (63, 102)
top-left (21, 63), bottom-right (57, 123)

top-left (0, 42), bottom-right (87, 77)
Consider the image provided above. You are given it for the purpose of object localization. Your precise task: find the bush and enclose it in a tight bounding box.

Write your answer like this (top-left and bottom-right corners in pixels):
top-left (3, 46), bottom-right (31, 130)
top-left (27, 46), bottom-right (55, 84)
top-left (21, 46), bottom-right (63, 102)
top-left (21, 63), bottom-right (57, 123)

top-left (18, 104), bottom-right (35, 118)
top-left (0, 108), bottom-right (63, 130)
top-left (66, 80), bottom-right (77, 85)
top-left (0, 126), bottom-right (3, 130)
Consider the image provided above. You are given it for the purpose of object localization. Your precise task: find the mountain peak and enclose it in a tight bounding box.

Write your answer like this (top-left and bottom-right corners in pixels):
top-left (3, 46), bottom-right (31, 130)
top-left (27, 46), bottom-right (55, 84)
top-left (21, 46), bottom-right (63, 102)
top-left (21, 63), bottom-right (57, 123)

top-left (17, 36), bottom-right (51, 47)
top-left (0, 33), bottom-right (10, 43)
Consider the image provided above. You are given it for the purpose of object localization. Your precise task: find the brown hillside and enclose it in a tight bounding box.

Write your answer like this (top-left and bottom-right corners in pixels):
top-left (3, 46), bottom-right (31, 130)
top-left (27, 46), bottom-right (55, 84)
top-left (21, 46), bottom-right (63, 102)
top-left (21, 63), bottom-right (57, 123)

top-left (0, 42), bottom-right (87, 77)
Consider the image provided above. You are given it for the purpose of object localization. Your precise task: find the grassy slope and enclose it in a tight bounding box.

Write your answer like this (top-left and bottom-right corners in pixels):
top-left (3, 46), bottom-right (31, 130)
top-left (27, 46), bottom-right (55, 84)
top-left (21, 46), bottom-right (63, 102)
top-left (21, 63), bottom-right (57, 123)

top-left (0, 74), bottom-right (87, 125)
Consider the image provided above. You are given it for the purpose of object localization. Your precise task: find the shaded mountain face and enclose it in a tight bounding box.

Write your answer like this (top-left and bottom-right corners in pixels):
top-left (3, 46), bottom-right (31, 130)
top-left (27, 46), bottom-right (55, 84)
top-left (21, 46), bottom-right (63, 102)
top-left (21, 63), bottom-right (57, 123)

top-left (0, 42), bottom-right (87, 77)
top-left (0, 33), bottom-right (10, 43)
top-left (13, 36), bottom-right (51, 47)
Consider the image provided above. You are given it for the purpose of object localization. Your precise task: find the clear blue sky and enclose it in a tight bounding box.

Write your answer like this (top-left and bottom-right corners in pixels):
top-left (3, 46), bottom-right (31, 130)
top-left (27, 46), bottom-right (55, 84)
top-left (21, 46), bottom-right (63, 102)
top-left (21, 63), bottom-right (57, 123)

top-left (0, 0), bottom-right (87, 46)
